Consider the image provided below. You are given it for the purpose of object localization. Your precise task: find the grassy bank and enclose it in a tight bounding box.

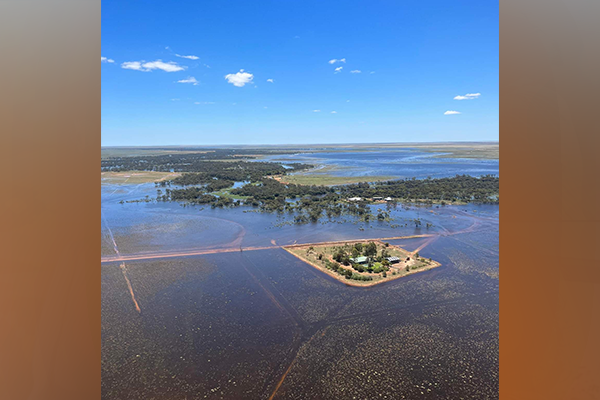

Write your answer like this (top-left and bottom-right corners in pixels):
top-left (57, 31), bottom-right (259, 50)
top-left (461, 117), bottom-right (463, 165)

top-left (101, 171), bottom-right (181, 185)
top-left (275, 165), bottom-right (394, 186)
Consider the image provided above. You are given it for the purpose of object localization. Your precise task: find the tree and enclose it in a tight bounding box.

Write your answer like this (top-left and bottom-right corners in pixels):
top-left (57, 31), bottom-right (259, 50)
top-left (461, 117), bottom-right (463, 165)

top-left (333, 249), bottom-right (346, 263)
top-left (364, 242), bottom-right (377, 257)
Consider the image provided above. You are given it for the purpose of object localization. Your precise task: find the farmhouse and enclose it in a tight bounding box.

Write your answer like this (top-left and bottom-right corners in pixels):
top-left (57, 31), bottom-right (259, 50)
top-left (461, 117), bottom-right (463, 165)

top-left (350, 256), bottom-right (368, 265)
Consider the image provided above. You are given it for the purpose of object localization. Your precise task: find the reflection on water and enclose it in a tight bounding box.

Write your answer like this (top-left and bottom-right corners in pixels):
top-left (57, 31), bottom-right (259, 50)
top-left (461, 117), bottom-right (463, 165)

top-left (101, 153), bottom-right (499, 399)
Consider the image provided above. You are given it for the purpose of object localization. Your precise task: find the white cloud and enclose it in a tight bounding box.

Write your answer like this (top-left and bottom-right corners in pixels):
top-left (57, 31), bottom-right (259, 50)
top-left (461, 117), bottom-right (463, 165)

top-left (224, 69), bottom-right (254, 87)
top-left (370, 71), bottom-right (376, 74)
top-left (454, 93), bottom-right (481, 100)
top-left (194, 101), bottom-right (215, 105)
top-left (331, 111), bottom-right (337, 114)
top-left (101, 57), bottom-right (115, 63)
top-left (350, 70), bottom-right (361, 74)
top-left (328, 58), bottom-right (346, 64)
top-left (121, 61), bottom-right (143, 70)
top-left (177, 76), bottom-right (199, 85)
top-left (313, 110), bottom-right (321, 112)
top-left (121, 60), bottom-right (186, 72)
top-left (334, 66), bottom-right (343, 73)
top-left (175, 54), bottom-right (199, 60)
top-left (171, 98), bottom-right (180, 101)
top-left (266, 78), bottom-right (274, 83)
top-left (444, 110), bottom-right (461, 115)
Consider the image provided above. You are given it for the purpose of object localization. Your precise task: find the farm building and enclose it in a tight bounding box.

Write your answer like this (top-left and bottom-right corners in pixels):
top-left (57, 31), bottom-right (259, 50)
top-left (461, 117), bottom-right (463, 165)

top-left (373, 197), bottom-right (383, 201)
top-left (350, 256), bottom-right (368, 264)
top-left (386, 256), bottom-right (401, 264)
top-left (348, 197), bottom-right (363, 202)
top-left (385, 197), bottom-right (393, 201)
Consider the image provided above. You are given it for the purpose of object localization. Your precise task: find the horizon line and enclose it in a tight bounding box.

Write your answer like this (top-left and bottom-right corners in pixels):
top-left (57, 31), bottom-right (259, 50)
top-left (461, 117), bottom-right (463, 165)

top-left (101, 140), bottom-right (499, 149)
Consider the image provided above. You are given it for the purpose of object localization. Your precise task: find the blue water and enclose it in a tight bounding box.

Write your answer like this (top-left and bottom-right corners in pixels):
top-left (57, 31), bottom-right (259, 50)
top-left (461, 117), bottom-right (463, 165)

top-left (260, 149), bottom-right (499, 179)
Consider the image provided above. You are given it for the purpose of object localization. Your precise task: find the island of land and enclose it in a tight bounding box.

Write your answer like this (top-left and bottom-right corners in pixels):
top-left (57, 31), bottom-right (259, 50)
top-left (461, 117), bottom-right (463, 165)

top-left (284, 239), bottom-right (440, 286)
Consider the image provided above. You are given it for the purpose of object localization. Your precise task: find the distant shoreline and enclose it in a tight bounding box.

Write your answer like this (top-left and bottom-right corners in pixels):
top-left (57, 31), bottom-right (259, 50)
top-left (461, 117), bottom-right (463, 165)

top-left (102, 142), bottom-right (499, 161)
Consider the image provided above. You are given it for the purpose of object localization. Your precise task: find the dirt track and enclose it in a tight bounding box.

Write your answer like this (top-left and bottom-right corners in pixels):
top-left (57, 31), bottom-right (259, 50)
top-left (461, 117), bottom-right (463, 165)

top-left (100, 234), bottom-right (435, 264)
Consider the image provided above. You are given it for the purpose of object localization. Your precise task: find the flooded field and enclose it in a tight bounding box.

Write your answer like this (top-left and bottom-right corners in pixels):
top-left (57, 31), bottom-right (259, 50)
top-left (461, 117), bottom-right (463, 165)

top-left (101, 156), bottom-right (499, 399)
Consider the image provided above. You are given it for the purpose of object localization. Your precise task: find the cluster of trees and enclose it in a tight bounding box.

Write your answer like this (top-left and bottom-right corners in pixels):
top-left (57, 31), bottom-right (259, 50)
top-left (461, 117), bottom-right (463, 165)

top-left (101, 148), bottom-right (313, 172)
top-left (231, 178), bottom-right (333, 200)
top-left (327, 242), bottom-right (395, 274)
top-left (155, 183), bottom-right (241, 208)
top-left (154, 175), bottom-right (498, 224)
top-left (101, 151), bottom-right (313, 186)
top-left (231, 179), bottom-right (374, 222)
top-left (162, 161), bottom-right (307, 185)
top-left (225, 175), bottom-right (498, 224)
top-left (323, 260), bottom-right (374, 281)
top-left (339, 175), bottom-right (499, 204)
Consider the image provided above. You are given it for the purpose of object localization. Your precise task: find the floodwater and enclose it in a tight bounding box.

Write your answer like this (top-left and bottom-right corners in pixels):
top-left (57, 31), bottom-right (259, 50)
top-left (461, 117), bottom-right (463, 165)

top-left (101, 152), bottom-right (499, 399)
top-left (259, 149), bottom-right (499, 179)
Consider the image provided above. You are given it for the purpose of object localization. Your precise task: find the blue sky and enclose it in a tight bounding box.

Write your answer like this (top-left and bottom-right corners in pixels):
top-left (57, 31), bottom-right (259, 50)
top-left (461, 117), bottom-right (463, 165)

top-left (101, 0), bottom-right (498, 146)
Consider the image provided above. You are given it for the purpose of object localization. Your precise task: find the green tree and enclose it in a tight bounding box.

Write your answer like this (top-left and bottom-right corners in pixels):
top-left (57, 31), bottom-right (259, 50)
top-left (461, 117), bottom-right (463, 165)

top-left (364, 242), bottom-right (377, 257)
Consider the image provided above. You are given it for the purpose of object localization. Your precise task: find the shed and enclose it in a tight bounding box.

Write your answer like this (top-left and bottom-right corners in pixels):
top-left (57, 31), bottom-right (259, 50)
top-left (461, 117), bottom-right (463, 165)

top-left (348, 197), bottom-right (363, 202)
top-left (386, 256), bottom-right (401, 264)
top-left (373, 197), bottom-right (383, 200)
top-left (385, 197), bottom-right (393, 201)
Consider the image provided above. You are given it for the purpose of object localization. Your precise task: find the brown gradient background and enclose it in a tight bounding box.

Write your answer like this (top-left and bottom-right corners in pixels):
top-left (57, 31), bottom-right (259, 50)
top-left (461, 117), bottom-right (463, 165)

top-left (1, 0), bottom-right (598, 399)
